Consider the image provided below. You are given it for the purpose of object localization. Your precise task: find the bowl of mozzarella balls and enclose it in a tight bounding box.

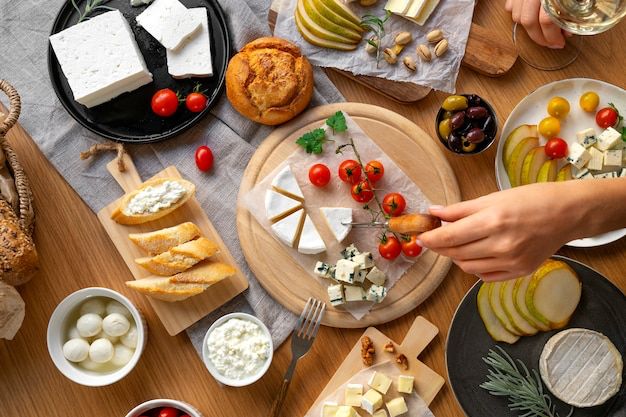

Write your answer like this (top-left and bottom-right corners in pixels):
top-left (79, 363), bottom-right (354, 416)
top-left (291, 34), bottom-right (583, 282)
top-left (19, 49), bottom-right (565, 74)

top-left (47, 287), bottom-right (147, 386)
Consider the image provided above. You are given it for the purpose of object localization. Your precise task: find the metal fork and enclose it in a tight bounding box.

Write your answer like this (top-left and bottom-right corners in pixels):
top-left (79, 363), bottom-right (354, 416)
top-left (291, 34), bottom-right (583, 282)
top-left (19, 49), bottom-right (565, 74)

top-left (268, 298), bottom-right (326, 417)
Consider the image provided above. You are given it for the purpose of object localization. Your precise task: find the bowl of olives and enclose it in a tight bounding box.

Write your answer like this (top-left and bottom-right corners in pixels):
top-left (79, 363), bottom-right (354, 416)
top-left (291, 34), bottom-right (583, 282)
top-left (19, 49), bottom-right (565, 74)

top-left (436, 94), bottom-right (498, 155)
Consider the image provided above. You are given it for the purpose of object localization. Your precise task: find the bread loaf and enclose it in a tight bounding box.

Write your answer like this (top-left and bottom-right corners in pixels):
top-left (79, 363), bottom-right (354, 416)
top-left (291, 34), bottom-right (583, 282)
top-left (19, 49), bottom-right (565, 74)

top-left (126, 277), bottom-right (208, 302)
top-left (170, 262), bottom-right (235, 285)
top-left (129, 222), bottom-right (200, 255)
top-left (0, 199), bottom-right (37, 286)
top-left (0, 281), bottom-right (25, 339)
top-left (135, 237), bottom-right (219, 276)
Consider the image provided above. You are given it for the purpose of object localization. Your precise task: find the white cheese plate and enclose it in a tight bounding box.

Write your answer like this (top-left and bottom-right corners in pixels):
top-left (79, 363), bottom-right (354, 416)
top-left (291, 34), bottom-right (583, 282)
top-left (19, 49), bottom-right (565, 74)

top-left (494, 78), bottom-right (626, 248)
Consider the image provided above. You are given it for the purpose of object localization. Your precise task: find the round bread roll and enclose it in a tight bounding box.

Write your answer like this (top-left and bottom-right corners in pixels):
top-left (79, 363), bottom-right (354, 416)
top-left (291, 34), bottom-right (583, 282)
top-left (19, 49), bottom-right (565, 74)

top-left (226, 37), bottom-right (314, 126)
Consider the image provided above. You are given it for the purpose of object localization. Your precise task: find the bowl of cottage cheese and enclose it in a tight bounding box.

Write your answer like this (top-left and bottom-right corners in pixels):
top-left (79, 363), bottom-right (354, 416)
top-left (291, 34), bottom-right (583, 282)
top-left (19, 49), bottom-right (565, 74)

top-left (202, 312), bottom-right (273, 387)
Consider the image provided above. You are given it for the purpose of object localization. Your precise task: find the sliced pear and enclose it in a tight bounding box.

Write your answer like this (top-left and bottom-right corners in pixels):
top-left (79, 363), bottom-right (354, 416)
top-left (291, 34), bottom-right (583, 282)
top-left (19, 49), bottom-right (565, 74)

top-left (537, 159), bottom-right (558, 182)
top-left (521, 146), bottom-right (549, 185)
top-left (311, 0), bottom-right (364, 33)
top-left (500, 280), bottom-right (539, 335)
top-left (556, 164), bottom-right (573, 181)
top-left (506, 137), bottom-right (540, 188)
top-left (301, 0), bottom-right (361, 42)
top-left (318, 0), bottom-right (363, 28)
top-left (488, 282), bottom-right (523, 336)
top-left (477, 283), bottom-right (520, 344)
top-left (503, 125), bottom-right (538, 166)
top-left (296, 1), bottom-right (358, 45)
top-left (513, 275), bottom-right (550, 331)
top-left (526, 260), bottom-right (582, 329)
top-left (295, 11), bottom-right (357, 51)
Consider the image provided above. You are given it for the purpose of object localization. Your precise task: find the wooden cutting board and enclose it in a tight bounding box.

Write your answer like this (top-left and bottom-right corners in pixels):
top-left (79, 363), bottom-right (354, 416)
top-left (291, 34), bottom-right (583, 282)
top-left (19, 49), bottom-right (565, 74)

top-left (307, 315), bottom-right (445, 414)
top-left (236, 103), bottom-right (460, 328)
top-left (97, 155), bottom-right (248, 336)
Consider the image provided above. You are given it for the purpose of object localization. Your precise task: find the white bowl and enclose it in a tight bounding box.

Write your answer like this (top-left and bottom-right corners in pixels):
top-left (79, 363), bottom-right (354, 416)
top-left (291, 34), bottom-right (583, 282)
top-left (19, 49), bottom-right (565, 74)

top-left (47, 287), bottom-right (147, 387)
top-left (202, 312), bottom-right (273, 387)
top-left (125, 399), bottom-right (203, 417)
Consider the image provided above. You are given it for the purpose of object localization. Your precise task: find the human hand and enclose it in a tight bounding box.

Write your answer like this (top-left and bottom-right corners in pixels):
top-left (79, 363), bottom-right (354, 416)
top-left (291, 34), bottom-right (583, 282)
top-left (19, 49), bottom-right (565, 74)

top-left (505, 0), bottom-right (567, 48)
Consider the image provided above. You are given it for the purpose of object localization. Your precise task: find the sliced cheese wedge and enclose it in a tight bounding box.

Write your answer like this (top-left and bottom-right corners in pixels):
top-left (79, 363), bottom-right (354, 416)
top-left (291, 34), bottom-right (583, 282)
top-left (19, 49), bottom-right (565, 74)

top-left (384, 0), bottom-right (412, 14)
top-left (272, 165), bottom-right (304, 201)
top-left (320, 207), bottom-right (352, 243)
top-left (271, 208), bottom-right (305, 248)
top-left (265, 190), bottom-right (303, 222)
top-left (298, 214), bottom-right (327, 254)
top-left (404, 0), bottom-right (427, 18)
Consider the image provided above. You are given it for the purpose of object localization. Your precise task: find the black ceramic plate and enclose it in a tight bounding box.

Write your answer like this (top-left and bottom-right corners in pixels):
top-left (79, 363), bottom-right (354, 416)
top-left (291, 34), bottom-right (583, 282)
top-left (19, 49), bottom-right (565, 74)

top-left (48, 0), bottom-right (230, 143)
top-left (446, 255), bottom-right (626, 417)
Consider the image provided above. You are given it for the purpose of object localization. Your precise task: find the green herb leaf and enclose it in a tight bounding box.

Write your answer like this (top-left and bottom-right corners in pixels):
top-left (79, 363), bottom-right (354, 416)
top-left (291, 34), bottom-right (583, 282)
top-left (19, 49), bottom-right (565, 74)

top-left (326, 111), bottom-right (348, 133)
top-left (296, 128), bottom-right (326, 154)
top-left (609, 102), bottom-right (624, 126)
top-left (622, 126), bottom-right (626, 142)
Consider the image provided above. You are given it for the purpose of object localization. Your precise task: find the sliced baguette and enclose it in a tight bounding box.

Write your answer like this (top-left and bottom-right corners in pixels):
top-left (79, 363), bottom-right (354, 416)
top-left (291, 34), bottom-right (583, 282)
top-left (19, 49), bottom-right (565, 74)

top-left (129, 222), bottom-right (201, 255)
top-left (170, 262), bottom-right (236, 285)
top-left (135, 237), bottom-right (220, 276)
top-left (125, 277), bottom-right (208, 302)
top-left (111, 178), bottom-right (195, 225)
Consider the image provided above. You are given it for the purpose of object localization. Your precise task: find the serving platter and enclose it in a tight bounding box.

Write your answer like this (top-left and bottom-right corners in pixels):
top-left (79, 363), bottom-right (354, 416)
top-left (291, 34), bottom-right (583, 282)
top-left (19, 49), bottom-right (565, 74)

top-left (48, 0), bottom-right (230, 143)
top-left (97, 155), bottom-right (248, 335)
top-left (236, 103), bottom-right (460, 328)
top-left (446, 256), bottom-right (626, 417)
top-left (495, 78), bottom-right (626, 248)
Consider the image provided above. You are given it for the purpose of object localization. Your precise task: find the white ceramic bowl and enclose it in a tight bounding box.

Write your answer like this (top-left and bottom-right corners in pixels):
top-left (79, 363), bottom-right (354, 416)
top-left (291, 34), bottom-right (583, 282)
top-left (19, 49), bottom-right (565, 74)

top-left (202, 312), bottom-right (273, 387)
top-left (125, 399), bottom-right (203, 417)
top-left (47, 287), bottom-right (147, 387)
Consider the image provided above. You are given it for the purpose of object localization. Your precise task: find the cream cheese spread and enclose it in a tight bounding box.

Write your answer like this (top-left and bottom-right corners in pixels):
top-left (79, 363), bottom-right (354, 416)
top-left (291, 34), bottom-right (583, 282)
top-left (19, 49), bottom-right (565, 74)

top-left (125, 181), bottom-right (186, 215)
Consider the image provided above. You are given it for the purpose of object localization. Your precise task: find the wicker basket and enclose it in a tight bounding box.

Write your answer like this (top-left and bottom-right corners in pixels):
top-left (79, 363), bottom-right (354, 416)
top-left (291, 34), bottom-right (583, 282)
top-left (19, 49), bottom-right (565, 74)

top-left (0, 80), bottom-right (35, 236)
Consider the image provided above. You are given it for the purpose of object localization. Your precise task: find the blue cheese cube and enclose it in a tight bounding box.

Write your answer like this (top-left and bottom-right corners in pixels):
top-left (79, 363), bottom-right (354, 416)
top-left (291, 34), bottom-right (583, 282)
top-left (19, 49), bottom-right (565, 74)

top-left (314, 261), bottom-right (332, 278)
top-left (580, 172), bottom-right (595, 180)
top-left (620, 168), bottom-right (626, 177)
top-left (366, 267), bottom-right (386, 286)
top-left (576, 128), bottom-right (597, 148)
top-left (604, 149), bottom-right (623, 167)
top-left (327, 284), bottom-right (344, 306)
top-left (353, 252), bottom-right (375, 270)
top-left (597, 127), bottom-right (622, 151)
top-left (594, 172), bottom-right (614, 179)
top-left (335, 259), bottom-right (360, 284)
top-left (366, 285), bottom-right (387, 303)
top-left (355, 268), bottom-right (368, 283)
top-left (587, 146), bottom-right (604, 171)
top-left (344, 286), bottom-right (366, 302)
top-left (341, 244), bottom-right (360, 260)
top-left (567, 143), bottom-right (592, 169)
top-left (573, 167), bottom-right (589, 179)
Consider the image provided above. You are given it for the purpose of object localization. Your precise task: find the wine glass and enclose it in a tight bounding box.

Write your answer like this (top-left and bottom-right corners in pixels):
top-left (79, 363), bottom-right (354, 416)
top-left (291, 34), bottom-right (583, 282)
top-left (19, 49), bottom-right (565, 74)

top-left (513, 0), bottom-right (626, 70)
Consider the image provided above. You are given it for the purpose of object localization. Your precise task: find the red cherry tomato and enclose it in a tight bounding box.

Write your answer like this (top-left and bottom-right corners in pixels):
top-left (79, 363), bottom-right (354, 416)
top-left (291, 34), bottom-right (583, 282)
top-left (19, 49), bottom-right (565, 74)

top-left (338, 160), bottom-right (362, 185)
top-left (379, 235), bottom-right (401, 260)
top-left (596, 106), bottom-right (619, 129)
top-left (351, 180), bottom-right (374, 203)
top-left (158, 407), bottom-right (179, 417)
top-left (151, 88), bottom-right (179, 117)
top-left (544, 137), bottom-right (568, 159)
top-left (401, 235), bottom-right (423, 257)
top-left (195, 145), bottom-right (214, 172)
top-left (308, 164), bottom-right (331, 187)
top-left (185, 92), bottom-right (208, 113)
top-left (382, 193), bottom-right (406, 217)
top-left (364, 160), bottom-right (385, 183)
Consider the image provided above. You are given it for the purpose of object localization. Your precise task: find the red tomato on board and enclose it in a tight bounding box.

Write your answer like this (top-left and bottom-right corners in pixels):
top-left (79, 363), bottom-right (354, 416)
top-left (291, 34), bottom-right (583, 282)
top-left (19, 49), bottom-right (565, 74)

top-left (382, 193), bottom-right (406, 217)
top-left (364, 160), bottom-right (384, 183)
top-left (544, 138), bottom-right (568, 159)
top-left (401, 235), bottom-right (423, 257)
top-left (195, 145), bottom-right (214, 172)
top-left (379, 235), bottom-right (401, 260)
top-left (338, 160), bottom-right (362, 185)
top-left (185, 92), bottom-right (208, 113)
top-left (151, 89), bottom-right (179, 117)
top-left (351, 180), bottom-right (374, 203)
top-left (596, 107), bottom-right (619, 129)
top-left (309, 164), bottom-right (331, 187)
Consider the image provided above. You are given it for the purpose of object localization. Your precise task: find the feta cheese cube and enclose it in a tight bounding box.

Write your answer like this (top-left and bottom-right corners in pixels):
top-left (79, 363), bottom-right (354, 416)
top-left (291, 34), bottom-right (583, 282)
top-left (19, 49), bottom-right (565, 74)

top-left (366, 267), bottom-right (386, 286)
top-left (344, 286), bottom-right (365, 302)
top-left (397, 375), bottom-right (414, 394)
top-left (335, 259), bottom-right (360, 284)
top-left (576, 128), bottom-right (597, 148)
top-left (386, 397), bottom-right (409, 417)
top-left (335, 406), bottom-right (358, 417)
top-left (321, 402), bottom-right (339, 417)
top-left (366, 285), bottom-right (387, 303)
top-left (368, 371), bottom-right (392, 394)
top-left (604, 149), bottom-right (623, 167)
top-left (314, 261), bottom-right (332, 278)
top-left (341, 244), bottom-right (360, 260)
top-left (597, 127), bottom-right (622, 151)
top-left (372, 410), bottom-right (388, 417)
top-left (136, 0), bottom-right (203, 50)
top-left (353, 252), bottom-right (375, 270)
top-left (361, 389), bottom-right (384, 414)
top-left (587, 146), bottom-right (604, 171)
top-left (345, 384), bottom-right (363, 407)
top-left (166, 8), bottom-right (213, 78)
top-left (567, 143), bottom-right (592, 170)
top-left (327, 284), bottom-right (344, 306)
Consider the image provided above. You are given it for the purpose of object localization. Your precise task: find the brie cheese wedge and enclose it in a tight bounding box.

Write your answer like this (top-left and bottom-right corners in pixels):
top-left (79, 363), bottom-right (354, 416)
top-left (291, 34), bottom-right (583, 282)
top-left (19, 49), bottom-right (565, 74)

top-left (320, 207), bottom-right (352, 243)
top-left (270, 209), bottom-right (305, 248)
top-left (272, 165), bottom-right (304, 201)
top-left (298, 214), bottom-right (326, 254)
top-left (265, 190), bottom-right (302, 222)
top-left (136, 0), bottom-right (202, 50)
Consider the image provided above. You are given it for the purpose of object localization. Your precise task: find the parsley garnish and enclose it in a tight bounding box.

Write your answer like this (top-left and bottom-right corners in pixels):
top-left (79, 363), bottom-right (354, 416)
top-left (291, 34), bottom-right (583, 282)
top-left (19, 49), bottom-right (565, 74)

top-left (296, 128), bottom-right (326, 154)
top-left (326, 111), bottom-right (348, 133)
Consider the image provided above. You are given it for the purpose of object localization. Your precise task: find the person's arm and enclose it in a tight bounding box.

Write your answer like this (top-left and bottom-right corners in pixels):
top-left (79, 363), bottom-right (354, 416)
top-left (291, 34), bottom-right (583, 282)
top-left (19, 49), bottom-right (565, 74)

top-left (505, 0), bottom-right (566, 48)
top-left (418, 178), bottom-right (626, 281)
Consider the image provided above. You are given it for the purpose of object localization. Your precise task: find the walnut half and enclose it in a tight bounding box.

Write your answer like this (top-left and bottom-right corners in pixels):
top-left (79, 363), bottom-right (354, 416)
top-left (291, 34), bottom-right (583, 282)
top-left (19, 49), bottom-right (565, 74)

top-left (396, 353), bottom-right (409, 370)
top-left (361, 336), bottom-right (376, 366)
top-left (384, 341), bottom-right (395, 353)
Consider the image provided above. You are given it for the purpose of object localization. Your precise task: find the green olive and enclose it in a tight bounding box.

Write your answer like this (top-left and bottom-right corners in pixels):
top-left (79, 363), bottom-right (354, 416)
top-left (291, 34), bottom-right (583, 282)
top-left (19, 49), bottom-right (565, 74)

top-left (462, 140), bottom-right (477, 153)
top-left (442, 95), bottom-right (469, 112)
top-left (438, 118), bottom-right (452, 139)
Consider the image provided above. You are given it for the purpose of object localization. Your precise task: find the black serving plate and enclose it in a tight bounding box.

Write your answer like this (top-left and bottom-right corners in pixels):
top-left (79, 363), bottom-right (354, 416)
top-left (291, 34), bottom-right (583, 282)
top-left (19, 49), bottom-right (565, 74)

top-left (446, 255), bottom-right (626, 417)
top-left (48, 0), bottom-right (230, 143)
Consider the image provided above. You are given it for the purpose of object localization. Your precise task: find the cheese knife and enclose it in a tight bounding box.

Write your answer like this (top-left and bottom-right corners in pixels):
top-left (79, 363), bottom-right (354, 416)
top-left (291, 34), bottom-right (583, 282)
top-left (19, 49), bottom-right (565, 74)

top-left (343, 213), bottom-right (441, 234)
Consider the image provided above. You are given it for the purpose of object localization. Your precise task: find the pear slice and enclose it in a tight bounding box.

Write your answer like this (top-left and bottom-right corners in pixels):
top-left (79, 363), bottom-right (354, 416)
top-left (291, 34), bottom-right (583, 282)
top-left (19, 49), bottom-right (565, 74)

top-left (295, 10), bottom-right (357, 51)
top-left (521, 146), bottom-right (549, 185)
top-left (556, 164), bottom-right (572, 181)
top-left (296, 1), bottom-right (358, 45)
top-left (488, 282), bottom-right (523, 336)
top-left (513, 275), bottom-right (550, 331)
top-left (503, 125), bottom-right (538, 166)
top-left (318, 0), bottom-right (363, 28)
top-left (506, 137), bottom-right (540, 188)
top-left (301, 0), bottom-right (361, 42)
top-left (526, 260), bottom-right (582, 329)
top-left (310, 0), bottom-right (364, 34)
top-left (537, 159), bottom-right (558, 182)
top-left (500, 280), bottom-right (539, 335)
top-left (477, 283), bottom-right (520, 344)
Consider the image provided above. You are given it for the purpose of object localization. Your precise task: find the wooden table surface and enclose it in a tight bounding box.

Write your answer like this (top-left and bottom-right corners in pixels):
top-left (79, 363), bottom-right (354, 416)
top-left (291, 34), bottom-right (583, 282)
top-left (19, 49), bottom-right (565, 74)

top-left (1, 1), bottom-right (625, 416)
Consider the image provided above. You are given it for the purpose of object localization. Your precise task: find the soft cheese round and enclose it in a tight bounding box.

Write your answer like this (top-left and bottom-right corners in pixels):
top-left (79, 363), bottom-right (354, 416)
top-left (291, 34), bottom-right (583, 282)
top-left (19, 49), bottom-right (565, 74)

top-left (79, 298), bottom-right (106, 316)
top-left (540, 328), bottom-right (623, 407)
top-left (102, 313), bottom-right (131, 337)
top-left (76, 313), bottom-right (103, 338)
top-left (111, 343), bottom-right (134, 367)
top-left (105, 300), bottom-right (131, 318)
top-left (120, 324), bottom-right (138, 349)
top-left (62, 338), bottom-right (90, 363)
top-left (89, 338), bottom-right (115, 364)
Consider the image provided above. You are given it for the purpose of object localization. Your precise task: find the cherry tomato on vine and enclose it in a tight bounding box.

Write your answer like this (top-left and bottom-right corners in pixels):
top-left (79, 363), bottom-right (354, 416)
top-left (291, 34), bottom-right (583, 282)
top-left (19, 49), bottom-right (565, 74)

top-left (596, 106), bottom-right (619, 129)
top-left (364, 160), bottom-right (385, 183)
top-left (309, 163), bottom-right (331, 187)
top-left (544, 138), bottom-right (568, 159)
top-left (338, 160), bottom-right (362, 184)
top-left (158, 407), bottom-right (179, 417)
top-left (351, 180), bottom-right (374, 203)
top-left (382, 192), bottom-right (406, 217)
top-left (195, 145), bottom-right (214, 172)
top-left (401, 235), bottom-right (423, 257)
top-left (379, 235), bottom-right (401, 260)
top-left (185, 92), bottom-right (208, 113)
top-left (151, 88), bottom-right (179, 117)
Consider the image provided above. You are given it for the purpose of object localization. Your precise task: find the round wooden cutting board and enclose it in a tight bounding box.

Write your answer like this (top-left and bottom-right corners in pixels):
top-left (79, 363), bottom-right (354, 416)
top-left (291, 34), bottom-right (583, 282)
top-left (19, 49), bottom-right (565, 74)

top-left (236, 103), bottom-right (461, 328)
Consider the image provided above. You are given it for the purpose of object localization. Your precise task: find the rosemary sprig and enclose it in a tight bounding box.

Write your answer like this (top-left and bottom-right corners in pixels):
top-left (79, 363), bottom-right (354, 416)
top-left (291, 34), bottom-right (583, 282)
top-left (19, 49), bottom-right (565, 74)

top-left (480, 347), bottom-right (573, 417)
top-left (71, 0), bottom-right (115, 23)
top-left (360, 10), bottom-right (391, 68)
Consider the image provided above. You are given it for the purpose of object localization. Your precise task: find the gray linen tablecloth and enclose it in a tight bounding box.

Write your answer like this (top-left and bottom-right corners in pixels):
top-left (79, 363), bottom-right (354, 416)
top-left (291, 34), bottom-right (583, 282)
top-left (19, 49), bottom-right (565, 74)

top-left (0, 0), bottom-right (344, 352)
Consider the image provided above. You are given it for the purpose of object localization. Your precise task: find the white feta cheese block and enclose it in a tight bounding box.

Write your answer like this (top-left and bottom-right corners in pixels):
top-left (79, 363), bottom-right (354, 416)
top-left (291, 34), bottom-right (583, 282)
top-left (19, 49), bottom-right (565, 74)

top-left (566, 142), bottom-right (592, 170)
top-left (335, 259), bottom-right (360, 284)
top-left (327, 284), bottom-right (344, 306)
top-left (166, 8), bottom-right (213, 78)
top-left (366, 266), bottom-right (386, 286)
top-left (587, 146), bottom-right (604, 171)
top-left (49, 10), bottom-right (153, 108)
top-left (313, 261), bottom-right (333, 278)
top-left (136, 0), bottom-right (202, 50)
top-left (344, 286), bottom-right (365, 302)
top-left (604, 149), bottom-right (623, 168)
top-left (265, 189), bottom-right (302, 222)
top-left (576, 128), bottom-right (597, 148)
top-left (341, 243), bottom-right (360, 260)
top-left (597, 127), bottom-right (622, 151)
top-left (270, 208), bottom-right (304, 248)
top-left (298, 215), bottom-right (326, 255)
top-left (366, 285), bottom-right (387, 303)
top-left (320, 207), bottom-right (352, 243)
top-left (272, 165), bottom-right (304, 201)
top-left (353, 252), bottom-right (375, 270)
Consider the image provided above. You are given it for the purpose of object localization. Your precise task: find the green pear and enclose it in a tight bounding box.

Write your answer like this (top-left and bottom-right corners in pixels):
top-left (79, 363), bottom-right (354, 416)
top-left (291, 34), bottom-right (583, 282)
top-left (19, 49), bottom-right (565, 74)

top-left (301, 0), bottom-right (362, 42)
top-left (311, 0), bottom-right (364, 33)
top-left (537, 159), bottom-right (558, 182)
top-left (477, 283), bottom-right (520, 344)
top-left (513, 276), bottom-right (550, 331)
top-left (521, 146), bottom-right (549, 185)
top-left (488, 282), bottom-right (523, 336)
top-left (296, 0), bottom-right (359, 45)
top-left (503, 124), bottom-right (538, 166)
top-left (557, 164), bottom-right (573, 181)
top-left (500, 279), bottom-right (539, 335)
top-left (506, 137), bottom-right (539, 187)
top-left (295, 10), bottom-right (357, 51)
top-left (318, 0), bottom-right (363, 28)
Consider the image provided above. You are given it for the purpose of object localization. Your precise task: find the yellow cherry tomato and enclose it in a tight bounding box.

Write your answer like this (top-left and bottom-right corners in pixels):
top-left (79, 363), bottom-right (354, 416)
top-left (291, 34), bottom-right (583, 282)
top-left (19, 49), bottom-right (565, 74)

top-left (579, 91), bottom-right (600, 113)
top-left (538, 116), bottom-right (561, 139)
top-left (547, 97), bottom-right (570, 119)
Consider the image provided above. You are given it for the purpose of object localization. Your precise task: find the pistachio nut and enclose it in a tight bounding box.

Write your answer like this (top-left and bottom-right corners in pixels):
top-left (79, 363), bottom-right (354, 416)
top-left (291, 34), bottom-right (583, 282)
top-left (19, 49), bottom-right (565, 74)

top-left (365, 36), bottom-right (378, 54)
top-left (416, 44), bottom-right (432, 62)
top-left (403, 56), bottom-right (416, 71)
top-left (383, 48), bottom-right (398, 64)
top-left (394, 31), bottom-right (412, 46)
top-left (434, 38), bottom-right (449, 57)
top-left (426, 29), bottom-right (444, 43)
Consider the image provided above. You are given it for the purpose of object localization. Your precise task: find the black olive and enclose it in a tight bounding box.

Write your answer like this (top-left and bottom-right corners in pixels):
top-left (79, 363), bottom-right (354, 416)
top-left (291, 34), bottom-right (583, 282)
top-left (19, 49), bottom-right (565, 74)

top-left (466, 128), bottom-right (486, 144)
top-left (450, 112), bottom-right (465, 130)
top-left (466, 106), bottom-right (488, 120)
top-left (447, 133), bottom-right (464, 153)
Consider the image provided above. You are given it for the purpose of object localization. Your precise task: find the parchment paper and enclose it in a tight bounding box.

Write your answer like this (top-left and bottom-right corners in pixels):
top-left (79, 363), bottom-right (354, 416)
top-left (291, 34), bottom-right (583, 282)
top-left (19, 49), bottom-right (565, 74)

top-left (274, 0), bottom-right (475, 93)
top-left (305, 361), bottom-right (435, 417)
top-left (240, 112), bottom-right (431, 320)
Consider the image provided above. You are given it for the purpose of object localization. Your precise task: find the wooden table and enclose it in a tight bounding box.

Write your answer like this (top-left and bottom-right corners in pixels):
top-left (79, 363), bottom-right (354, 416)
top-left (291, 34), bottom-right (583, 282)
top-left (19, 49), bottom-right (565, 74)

top-left (1, 2), bottom-right (625, 416)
